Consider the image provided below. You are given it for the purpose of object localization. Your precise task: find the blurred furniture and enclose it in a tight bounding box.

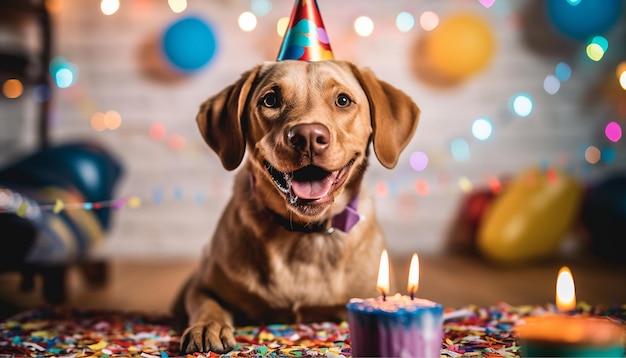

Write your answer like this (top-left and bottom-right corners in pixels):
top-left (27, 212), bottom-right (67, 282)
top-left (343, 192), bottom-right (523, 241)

top-left (1, 2), bottom-right (125, 304)
top-left (0, 0), bottom-right (52, 147)
top-left (0, 142), bottom-right (123, 304)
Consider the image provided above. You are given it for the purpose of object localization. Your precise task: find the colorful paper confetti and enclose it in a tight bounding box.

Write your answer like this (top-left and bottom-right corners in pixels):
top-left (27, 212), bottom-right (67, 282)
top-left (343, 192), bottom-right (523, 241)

top-left (0, 303), bottom-right (623, 357)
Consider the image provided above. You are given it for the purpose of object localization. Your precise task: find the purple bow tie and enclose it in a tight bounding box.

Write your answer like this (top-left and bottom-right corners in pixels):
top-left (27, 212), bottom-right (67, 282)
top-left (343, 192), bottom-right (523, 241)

top-left (332, 193), bottom-right (361, 232)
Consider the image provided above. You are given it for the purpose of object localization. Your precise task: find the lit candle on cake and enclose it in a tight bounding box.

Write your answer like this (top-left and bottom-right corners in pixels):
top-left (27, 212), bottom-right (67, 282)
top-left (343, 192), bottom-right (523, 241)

top-left (517, 266), bottom-right (625, 357)
top-left (347, 251), bottom-right (444, 357)
top-left (407, 253), bottom-right (419, 300)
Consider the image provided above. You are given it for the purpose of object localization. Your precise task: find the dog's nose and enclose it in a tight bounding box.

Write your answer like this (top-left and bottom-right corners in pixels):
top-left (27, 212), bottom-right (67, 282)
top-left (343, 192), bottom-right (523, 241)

top-left (288, 123), bottom-right (330, 156)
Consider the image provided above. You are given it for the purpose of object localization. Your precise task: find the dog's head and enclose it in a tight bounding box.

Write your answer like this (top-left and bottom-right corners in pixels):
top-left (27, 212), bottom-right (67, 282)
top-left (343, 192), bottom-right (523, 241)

top-left (197, 60), bottom-right (419, 224)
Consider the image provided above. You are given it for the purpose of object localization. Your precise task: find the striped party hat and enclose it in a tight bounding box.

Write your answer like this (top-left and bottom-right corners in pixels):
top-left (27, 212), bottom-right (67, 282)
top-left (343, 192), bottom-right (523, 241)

top-left (277, 0), bottom-right (334, 61)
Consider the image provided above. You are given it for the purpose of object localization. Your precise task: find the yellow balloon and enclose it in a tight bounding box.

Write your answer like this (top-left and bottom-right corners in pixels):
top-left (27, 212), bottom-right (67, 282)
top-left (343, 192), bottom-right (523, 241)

top-left (477, 167), bottom-right (583, 265)
top-left (425, 13), bottom-right (496, 80)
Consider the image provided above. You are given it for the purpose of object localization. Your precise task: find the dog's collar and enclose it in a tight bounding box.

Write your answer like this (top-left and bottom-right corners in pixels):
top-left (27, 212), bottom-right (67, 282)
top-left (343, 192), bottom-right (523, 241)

top-left (249, 172), bottom-right (362, 234)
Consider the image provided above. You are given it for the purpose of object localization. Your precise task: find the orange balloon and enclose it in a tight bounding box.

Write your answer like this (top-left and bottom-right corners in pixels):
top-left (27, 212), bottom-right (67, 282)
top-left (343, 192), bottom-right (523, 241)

top-left (425, 13), bottom-right (496, 80)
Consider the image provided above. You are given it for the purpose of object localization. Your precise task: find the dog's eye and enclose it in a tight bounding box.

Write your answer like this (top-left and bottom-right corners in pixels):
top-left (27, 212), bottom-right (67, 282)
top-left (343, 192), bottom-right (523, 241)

top-left (262, 93), bottom-right (280, 108)
top-left (335, 94), bottom-right (352, 108)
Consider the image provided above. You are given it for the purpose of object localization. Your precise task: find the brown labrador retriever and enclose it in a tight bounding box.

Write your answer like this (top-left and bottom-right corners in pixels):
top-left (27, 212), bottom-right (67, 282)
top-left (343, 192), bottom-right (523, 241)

top-left (176, 59), bottom-right (419, 354)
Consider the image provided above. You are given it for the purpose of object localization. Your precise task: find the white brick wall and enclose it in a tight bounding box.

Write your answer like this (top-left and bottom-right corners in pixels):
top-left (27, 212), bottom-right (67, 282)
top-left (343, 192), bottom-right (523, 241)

top-left (2, 0), bottom-right (624, 259)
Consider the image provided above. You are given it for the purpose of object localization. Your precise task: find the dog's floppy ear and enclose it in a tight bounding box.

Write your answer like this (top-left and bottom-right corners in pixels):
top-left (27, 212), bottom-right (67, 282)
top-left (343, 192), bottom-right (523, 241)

top-left (196, 65), bottom-right (261, 170)
top-left (350, 64), bottom-right (420, 169)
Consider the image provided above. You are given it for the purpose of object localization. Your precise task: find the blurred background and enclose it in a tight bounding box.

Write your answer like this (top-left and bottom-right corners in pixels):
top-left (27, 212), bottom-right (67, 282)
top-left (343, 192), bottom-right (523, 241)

top-left (0, 0), bottom-right (625, 315)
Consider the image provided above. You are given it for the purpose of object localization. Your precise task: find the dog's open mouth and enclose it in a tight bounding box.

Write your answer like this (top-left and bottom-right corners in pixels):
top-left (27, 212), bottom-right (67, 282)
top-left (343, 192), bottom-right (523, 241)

top-left (265, 160), bottom-right (354, 205)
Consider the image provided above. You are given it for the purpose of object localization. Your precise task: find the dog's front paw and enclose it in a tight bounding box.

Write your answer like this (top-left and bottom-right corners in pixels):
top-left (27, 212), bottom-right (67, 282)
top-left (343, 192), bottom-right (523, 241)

top-left (180, 321), bottom-right (237, 354)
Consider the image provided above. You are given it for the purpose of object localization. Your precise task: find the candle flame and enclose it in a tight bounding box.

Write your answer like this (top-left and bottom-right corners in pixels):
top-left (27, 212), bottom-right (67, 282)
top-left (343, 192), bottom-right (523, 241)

top-left (407, 253), bottom-right (419, 295)
top-left (556, 266), bottom-right (576, 312)
top-left (376, 250), bottom-right (389, 296)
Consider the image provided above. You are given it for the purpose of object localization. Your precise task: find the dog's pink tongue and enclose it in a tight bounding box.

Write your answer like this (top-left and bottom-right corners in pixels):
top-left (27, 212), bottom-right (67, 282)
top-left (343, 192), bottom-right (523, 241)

top-left (292, 178), bottom-right (333, 200)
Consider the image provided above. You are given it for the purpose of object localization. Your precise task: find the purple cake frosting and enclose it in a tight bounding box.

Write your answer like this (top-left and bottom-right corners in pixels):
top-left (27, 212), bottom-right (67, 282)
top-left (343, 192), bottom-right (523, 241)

top-left (347, 294), bottom-right (444, 357)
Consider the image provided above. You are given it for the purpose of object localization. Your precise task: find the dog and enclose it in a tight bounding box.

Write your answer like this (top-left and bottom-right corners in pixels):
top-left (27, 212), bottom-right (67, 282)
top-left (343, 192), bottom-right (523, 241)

top-left (176, 59), bottom-right (419, 354)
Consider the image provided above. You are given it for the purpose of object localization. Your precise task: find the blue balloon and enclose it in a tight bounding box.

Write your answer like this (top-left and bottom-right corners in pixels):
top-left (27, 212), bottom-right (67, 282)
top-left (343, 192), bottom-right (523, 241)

top-left (0, 142), bottom-right (123, 230)
top-left (546, 0), bottom-right (623, 41)
top-left (162, 16), bottom-right (217, 73)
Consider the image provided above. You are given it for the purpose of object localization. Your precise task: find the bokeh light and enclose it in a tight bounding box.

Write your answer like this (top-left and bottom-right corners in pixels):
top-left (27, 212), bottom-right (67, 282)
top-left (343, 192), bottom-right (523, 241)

top-left (152, 188), bottom-right (164, 205)
top-left (174, 188), bottom-right (184, 201)
top-left (546, 166), bottom-right (558, 184)
top-left (354, 16), bottom-right (374, 37)
top-left (586, 36), bottom-right (608, 62)
top-left (100, 0), bottom-right (119, 15)
top-left (50, 57), bottom-right (78, 88)
top-left (104, 110), bottom-right (122, 130)
top-left (277, 17), bottom-right (289, 37)
top-left (543, 74), bottom-right (560, 95)
top-left (488, 174), bottom-right (502, 194)
top-left (168, 134), bottom-right (186, 151)
top-left (601, 147), bottom-right (615, 164)
top-left (567, 0), bottom-right (582, 5)
top-left (510, 93), bottom-right (533, 117)
top-left (375, 181), bottom-right (389, 198)
top-left (617, 62), bottom-right (626, 78)
top-left (238, 11), bottom-right (257, 32)
top-left (2, 79), bottom-right (23, 99)
top-left (90, 112), bottom-right (106, 131)
top-left (409, 151), bottom-right (429, 171)
top-left (55, 68), bottom-right (74, 88)
top-left (618, 62), bottom-right (626, 90)
top-left (168, 0), bottom-right (187, 13)
top-left (194, 192), bottom-right (204, 205)
top-left (46, 0), bottom-right (62, 14)
top-left (591, 35), bottom-right (609, 51)
top-left (584, 146), bottom-right (601, 164)
top-left (396, 12), bottom-right (415, 32)
top-left (471, 118), bottom-right (493, 140)
top-left (458, 176), bottom-right (473, 193)
top-left (419, 11), bottom-right (439, 31)
top-left (127, 196), bottom-right (142, 209)
top-left (251, 0), bottom-right (272, 17)
top-left (33, 84), bottom-right (50, 103)
top-left (450, 138), bottom-right (470, 162)
top-left (149, 122), bottom-right (167, 141)
top-left (414, 179), bottom-right (430, 196)
top-left (555, 62), bottom-right (571, 81)
top-left (586, 44), bottom-right (604, 61)
top-left (605, 121), bottom-right (622, 142)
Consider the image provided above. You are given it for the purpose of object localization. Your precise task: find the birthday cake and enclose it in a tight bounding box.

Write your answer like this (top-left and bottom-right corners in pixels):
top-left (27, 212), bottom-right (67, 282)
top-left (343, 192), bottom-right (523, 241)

top-left (0, 302), bottom-right (624, 357)
top-left (347, 294), bottom-right (444, 357)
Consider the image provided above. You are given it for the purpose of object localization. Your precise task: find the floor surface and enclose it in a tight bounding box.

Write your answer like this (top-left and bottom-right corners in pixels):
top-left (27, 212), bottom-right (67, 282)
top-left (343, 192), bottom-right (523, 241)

top-left (1, 252), bottom-right (624, 321)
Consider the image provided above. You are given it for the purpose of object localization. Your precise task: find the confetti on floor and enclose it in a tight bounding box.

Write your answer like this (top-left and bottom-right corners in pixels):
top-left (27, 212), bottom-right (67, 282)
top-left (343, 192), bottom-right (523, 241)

top-left (0, 303), bottom-right (624, 357)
